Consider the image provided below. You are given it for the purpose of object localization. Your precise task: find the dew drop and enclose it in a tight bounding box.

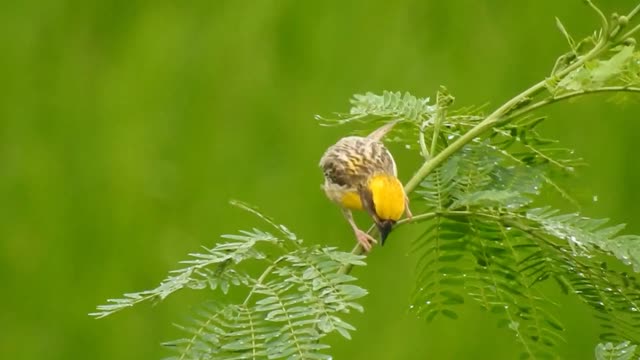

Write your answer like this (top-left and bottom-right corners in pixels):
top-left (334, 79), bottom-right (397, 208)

top-left (405, 144), bottom-right (411, 150)
top-left (593, 195), bottom-right (599, 202)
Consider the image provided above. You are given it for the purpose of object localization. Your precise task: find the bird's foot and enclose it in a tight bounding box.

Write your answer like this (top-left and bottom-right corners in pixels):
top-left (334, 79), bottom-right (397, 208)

top-left (354, 229), bottom-right (377, 252)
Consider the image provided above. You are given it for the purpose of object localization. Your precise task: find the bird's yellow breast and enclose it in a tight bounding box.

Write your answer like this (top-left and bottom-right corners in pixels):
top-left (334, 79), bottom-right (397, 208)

top-left (368, 174), bottom-right (405, 221)
top-left (340, 191), bottom-right (363, 210)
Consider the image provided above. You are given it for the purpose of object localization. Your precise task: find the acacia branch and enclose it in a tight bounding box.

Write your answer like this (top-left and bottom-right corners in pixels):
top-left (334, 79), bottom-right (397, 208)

top-left (503, 86), bottom-right (640, 123)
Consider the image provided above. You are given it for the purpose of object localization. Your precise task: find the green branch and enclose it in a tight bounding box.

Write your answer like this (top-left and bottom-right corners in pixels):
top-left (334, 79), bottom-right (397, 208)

top-left (503, 86), bottom-right (640, 123)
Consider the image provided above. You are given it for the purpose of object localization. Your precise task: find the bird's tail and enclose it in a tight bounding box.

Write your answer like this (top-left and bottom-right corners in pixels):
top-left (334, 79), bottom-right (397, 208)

top-left (366, 119), bottom-right (400, 141)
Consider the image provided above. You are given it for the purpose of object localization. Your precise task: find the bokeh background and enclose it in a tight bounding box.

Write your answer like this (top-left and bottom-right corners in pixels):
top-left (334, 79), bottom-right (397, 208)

top-left (2, 1), bottom-right (640, 359)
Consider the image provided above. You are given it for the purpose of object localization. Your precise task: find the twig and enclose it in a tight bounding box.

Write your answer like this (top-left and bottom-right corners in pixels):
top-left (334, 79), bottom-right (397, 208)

top-left (501, 86), bottom-right (640, 123)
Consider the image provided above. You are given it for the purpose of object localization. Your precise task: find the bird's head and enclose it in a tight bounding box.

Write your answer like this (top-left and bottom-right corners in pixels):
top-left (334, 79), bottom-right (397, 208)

top-left (360, 173), bottom-right (406, 244)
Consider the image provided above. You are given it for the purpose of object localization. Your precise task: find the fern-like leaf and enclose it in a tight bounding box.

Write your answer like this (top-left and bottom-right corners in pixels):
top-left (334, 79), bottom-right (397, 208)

top-left (93, 202), bottom-right (367, 359)
top-left (410, 138), bottom-right (640, 358)
top-left (411, 216), bottom-right (468, 322)
top-left (90, 226), bottom-right (279, 318)
top-left (595, 341), bottom-right (638, 360)
top-left (316, 90), bottom-right (436, 126)
top-left (166, 246), bottom-right (367, 359)
top-left (526, 207), bottom-right (640, 272)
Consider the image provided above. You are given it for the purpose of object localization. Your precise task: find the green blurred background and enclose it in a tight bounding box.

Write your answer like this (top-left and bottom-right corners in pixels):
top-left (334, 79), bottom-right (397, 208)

top-left (2, 1), bottom-right (640, 359)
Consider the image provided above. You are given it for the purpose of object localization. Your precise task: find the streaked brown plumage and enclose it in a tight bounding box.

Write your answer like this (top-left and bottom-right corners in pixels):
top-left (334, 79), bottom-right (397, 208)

top-left (320, 121), bottom-right (411, 251)
top-left (321, 136), bottom-right (397, 188)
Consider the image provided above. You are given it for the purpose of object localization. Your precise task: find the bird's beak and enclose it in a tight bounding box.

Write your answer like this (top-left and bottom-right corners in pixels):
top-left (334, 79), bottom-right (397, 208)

top-left (377, 220), bottom-right (395, 246)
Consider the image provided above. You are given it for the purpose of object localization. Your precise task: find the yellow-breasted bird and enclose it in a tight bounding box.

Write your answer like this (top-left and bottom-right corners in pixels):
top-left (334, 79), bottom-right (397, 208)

top-left (319, 121), bottom-right (412, 251)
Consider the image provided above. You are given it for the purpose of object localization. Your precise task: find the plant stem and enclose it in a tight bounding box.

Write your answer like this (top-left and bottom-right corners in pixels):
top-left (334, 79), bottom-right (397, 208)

top-left (621, 23), bottom-right (640, 40)
top-left (419, 123), bottom-right (430, 160)
top-left (338, 212), bottom-right (440, 274)
top-left (585, 0), bottom-right (609, 33)
top-left (242, 257), bottom-right (285, 305)
top-left (502, 86), bottom-right (640, 123)
top-left (429, 104), bottom-right (444, 157)
top-left (403, 36), bottom-right (609, 195)
top-left (403, 115), bottom-right (496, 194)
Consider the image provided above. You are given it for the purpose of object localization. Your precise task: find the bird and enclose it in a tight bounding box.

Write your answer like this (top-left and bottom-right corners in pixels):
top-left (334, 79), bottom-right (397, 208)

top-left (319, 121), bottom-right (412, 252)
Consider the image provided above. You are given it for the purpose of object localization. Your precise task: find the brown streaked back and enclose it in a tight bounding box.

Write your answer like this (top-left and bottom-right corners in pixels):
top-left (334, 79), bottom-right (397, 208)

top-left (319, 136), bottom-right (397, 188)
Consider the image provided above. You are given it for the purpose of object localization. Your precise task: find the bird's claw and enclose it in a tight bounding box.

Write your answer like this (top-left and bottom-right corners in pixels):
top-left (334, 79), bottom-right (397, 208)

top-left (355, 229), bottom-right (377, 252)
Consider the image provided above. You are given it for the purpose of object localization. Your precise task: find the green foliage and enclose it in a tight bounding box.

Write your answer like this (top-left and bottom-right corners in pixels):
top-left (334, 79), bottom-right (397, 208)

top-left (165, 246), bottom-right (366, 360)
top-left (93, 201), bottom-right (367, 359)
top-left (595, 341), bottom-right (638, 360)
top-left (555, 45), bottom-right (638, 91)
top-left (412, 145), bottom-right (565, 358)
top-left (409, 141), bottom-right (640, 358)
top-left (93, 2), bottom-right (640, 359)
top-left (317, 90), bottom-right (436, 126)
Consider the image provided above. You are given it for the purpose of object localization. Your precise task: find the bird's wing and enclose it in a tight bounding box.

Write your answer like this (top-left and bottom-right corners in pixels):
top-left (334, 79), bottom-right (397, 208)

top-left (319, 136), bottom-right (396, 187)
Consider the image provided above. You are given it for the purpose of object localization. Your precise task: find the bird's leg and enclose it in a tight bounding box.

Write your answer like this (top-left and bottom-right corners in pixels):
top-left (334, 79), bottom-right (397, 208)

top-left (404, 194), bottom-right (413, 219)
top-left (342, 209), bottom-right (377, 252)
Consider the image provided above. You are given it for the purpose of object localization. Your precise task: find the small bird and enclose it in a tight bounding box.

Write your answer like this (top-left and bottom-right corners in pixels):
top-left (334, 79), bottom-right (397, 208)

top-left (319, 121), bottom-right (412, 251)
